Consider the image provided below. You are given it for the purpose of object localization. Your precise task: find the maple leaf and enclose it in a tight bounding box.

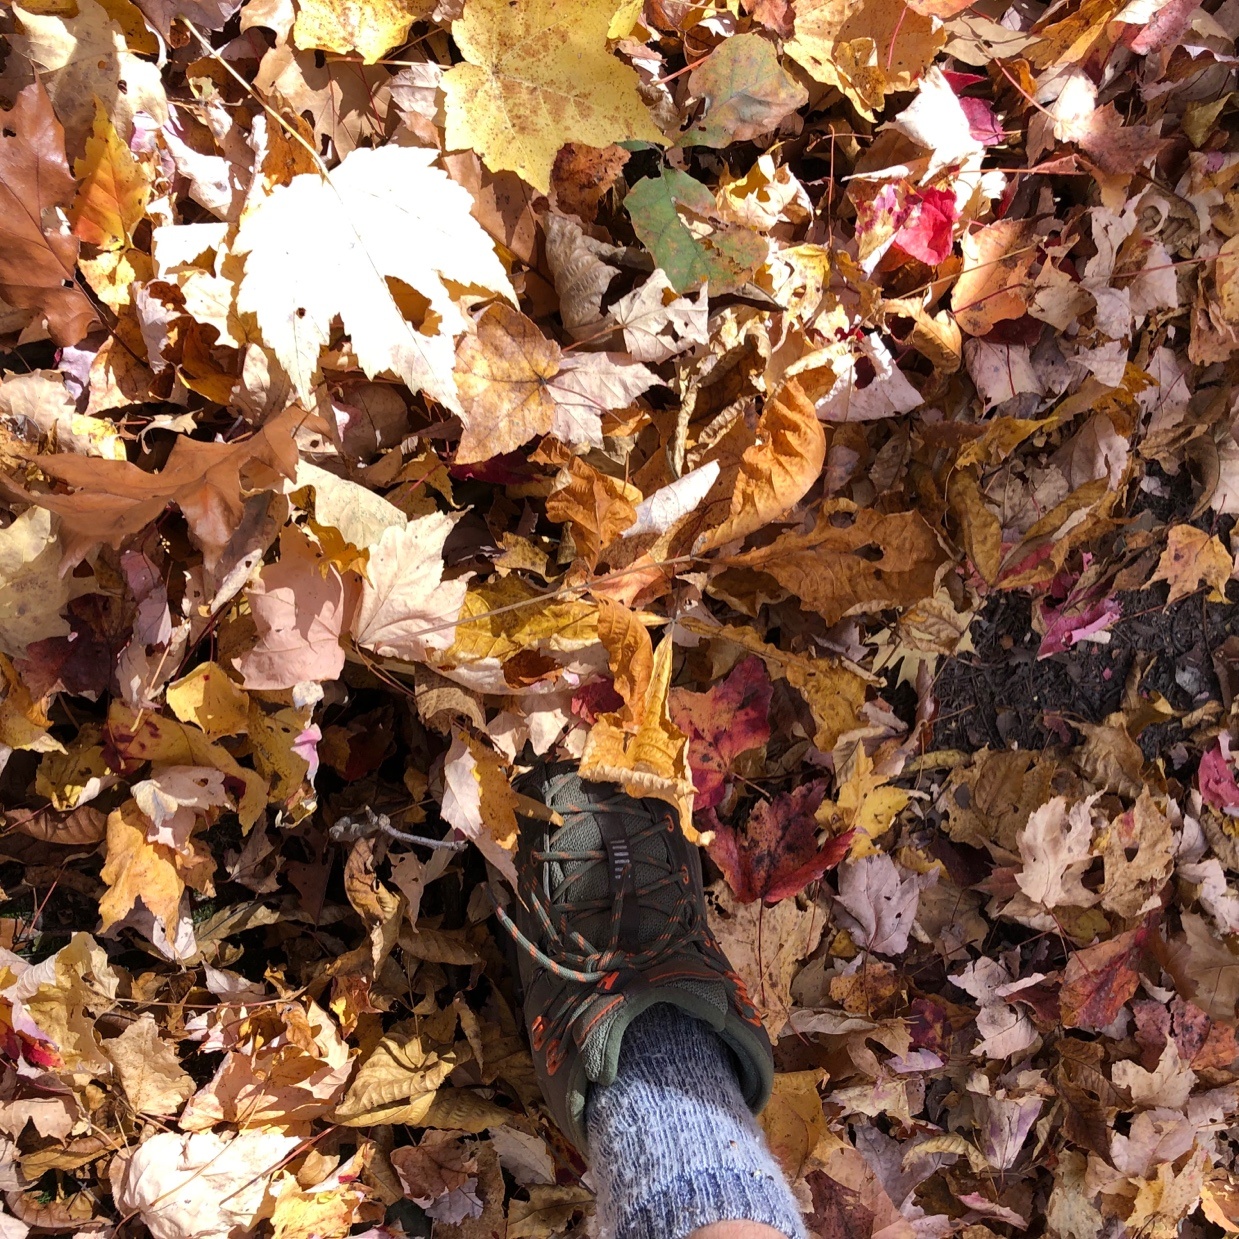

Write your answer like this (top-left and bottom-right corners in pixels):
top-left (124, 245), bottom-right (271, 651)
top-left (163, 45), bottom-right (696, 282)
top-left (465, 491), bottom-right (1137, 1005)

top-left (682, 34), bottom-right (808, 148)
top-left (102, 1014), bottom-right (195, 1117)
top-left (351, 513), bottom-right (468, 663)
top-left (670, 655), bottom-right (773, 811)
top-left (726, 504), bottom-right (947, 626)
top-left (581, 635), bottom-right (695, 832)
top-left (24, 404), bottom-right (301, 568)
top-left (234, 529), bottom-right (348, 691)
top-left (1060, 922), bottom-right (1150, 1031)
top-left (441, 0), bottom-right (663, 194)
top-left (11, 0), bottom-right (168, 156)
top-left (1150, 524), bottom-right (1232, 604)
top-left (235, 146), bottom-right (515, 410)
top-left (165, 661), bottom-right (251, 741)
top-left (333, 1021), bottom-right (458, 1125)
top-left (951, 219), bottom-right (1039, 336)
top-left (441, 730), bottom-right (521, 885)
top-left (292, 0), bottom-right (425, 63)
top-left (0, 83), bottom-right (98, 345)
top-left (454, 304), bottom-right (660, 461)
top-left (833, 853), bottom-right (930, 956)
top-left (710, 781), bottom-right (853, 903)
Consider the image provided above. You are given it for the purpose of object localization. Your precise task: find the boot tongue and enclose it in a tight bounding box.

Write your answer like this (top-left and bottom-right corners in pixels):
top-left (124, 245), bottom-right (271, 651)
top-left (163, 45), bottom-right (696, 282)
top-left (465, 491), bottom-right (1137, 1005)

top-left (582, 986), bottom-right (731, 1084)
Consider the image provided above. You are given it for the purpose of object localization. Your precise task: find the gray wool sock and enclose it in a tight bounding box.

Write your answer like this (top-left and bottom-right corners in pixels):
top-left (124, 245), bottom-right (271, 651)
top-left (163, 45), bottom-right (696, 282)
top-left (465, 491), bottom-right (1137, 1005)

top-left (585, 1004), bottom-right (806, 1239)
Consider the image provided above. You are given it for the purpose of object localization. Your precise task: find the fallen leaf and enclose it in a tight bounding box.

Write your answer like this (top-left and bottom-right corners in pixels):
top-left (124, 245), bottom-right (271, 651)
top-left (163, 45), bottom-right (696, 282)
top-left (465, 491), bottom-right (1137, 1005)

top-left (165, 662), bottom-right (251, 740)
top-left (69, 101), bottom-right (150, 251)
top-left (951, 219), bottom-right (1039, 337)
top-left (442, 0), bottom-right (663, 193)
top-left (333, 1021), bottom-right (458, 1126)
top-left (1060, 923), bottom-right (1149, 1030)
top-left (235, 146), bottom-right (515, 409)
top-left (0, 83), bottom-right (97, 344)
top-left (833, 853), bottom-right (929, 956)
top-left (710, 780), bottom-right (853, 903)
top-left (292, 0), bottom-right (427, 63)
top-left (683, 33), bottom-right (808, 147)
top-left (441, 730), bottom-right (520, 886)
top-left (1150, 524), bottom-right (1231, 604)
top-left (102, 1013), bottom-right (195, 1116)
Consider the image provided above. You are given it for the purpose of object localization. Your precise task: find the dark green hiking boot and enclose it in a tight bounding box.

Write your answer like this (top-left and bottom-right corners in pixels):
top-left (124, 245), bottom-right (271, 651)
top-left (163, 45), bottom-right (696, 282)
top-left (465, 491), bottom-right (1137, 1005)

top-left (493, 762), bottom-right (774, 1152)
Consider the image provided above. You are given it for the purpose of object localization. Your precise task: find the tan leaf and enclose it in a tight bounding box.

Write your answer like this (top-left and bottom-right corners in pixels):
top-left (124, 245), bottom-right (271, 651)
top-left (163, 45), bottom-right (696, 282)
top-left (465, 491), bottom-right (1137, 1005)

top-left (351, 513), bottom-right (469, 663)
top-left (544, 451), bottom-right (640, 566)
top-left (1150, 524), bottom-right (1231, 604)
top-left (441, 731), bottom-right (520, 886)
top-left (99, 799), bottom-right (213, 936)
top-left (695, 381), bottom-right (826, 553)
top-left (951, 219), bottom-right (1039, 337)
top-left (333, 1022), bottom-right (458, 1126)
top-left (596, 600), bottom-right (654, 722)
top-left (580, 635), bottom-right (695, 831)
top-left (506, 1186), bottom-right (595, 1239)
top-left (69, 101), bottom-right (150, 251)
top-left (726, 504), bottom-right (947, 626)
top-left (103, 1014), bottom-right (195, 1117)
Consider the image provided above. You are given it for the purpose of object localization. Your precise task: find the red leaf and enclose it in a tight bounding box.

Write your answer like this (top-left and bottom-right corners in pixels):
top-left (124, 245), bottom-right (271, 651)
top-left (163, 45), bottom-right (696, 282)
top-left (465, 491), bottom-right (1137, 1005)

top-left (1060, 922), bottom-right (1151, 1031)
top-left (708, 780), bottom-right (853, 903)
top-left (670, 655), bottom-right (772, 810)
top-left (1199, 739), bottom-right (1239, 814)
top-left (893, 188), bottom-right (959, 265)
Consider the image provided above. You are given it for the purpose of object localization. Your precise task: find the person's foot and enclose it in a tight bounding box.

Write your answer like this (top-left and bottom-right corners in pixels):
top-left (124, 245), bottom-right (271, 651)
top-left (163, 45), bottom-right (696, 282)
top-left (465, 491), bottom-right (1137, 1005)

top-left (494, 762), bottom-right (774, 1151)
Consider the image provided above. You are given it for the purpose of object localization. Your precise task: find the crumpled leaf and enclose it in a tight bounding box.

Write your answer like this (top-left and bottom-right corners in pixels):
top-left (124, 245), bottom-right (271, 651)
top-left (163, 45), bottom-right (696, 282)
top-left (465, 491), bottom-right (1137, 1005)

top-left (0, 83), bottom-right (97, 345)
top-left (333, 1021), bottom-right (459, 1125)
top-left (102, 1013), bottom-right (195, 1117)
top-left (696, 380), bottom-right (826, 552)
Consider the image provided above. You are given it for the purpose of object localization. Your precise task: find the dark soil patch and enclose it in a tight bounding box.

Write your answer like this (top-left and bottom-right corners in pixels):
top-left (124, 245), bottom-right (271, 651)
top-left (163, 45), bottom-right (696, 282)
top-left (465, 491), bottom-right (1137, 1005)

top-left (931, 582), bottom-right (1239, 769)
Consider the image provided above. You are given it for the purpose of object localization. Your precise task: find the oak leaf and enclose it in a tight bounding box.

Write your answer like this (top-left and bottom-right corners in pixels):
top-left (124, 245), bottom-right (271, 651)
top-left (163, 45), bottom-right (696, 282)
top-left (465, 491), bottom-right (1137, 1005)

top-left (1150, 524), bottom-right (1232, 604)
top-left (442, 0), bottom-right (663, 194)
top-left (0, 83), bottom-right (97, 345)
top-left (596, 600), bottom-right (655, 722)
top-left (695, 380), bottom-right (826, 553)
top-left (235, 145), bottom-right (515, 409)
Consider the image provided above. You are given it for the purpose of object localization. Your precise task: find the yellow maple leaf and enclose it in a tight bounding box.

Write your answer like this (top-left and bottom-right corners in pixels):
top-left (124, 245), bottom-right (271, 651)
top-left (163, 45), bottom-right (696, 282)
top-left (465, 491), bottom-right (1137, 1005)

top-left (165, 661), bottom-right (251, 741)
top-left (442, 0), bottom-right (664, 194)
top-left (1150, 524), bottom-right (1232, 605)
top-left (292, 0), bottom-right (429, 64)
top-left (69, 101), bottom-right (150, 251)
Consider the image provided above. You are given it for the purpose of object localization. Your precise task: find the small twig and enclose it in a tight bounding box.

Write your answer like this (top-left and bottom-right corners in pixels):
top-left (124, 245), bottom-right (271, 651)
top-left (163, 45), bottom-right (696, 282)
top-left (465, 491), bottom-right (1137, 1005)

top-left (329, 806), bottom-right (466, 851)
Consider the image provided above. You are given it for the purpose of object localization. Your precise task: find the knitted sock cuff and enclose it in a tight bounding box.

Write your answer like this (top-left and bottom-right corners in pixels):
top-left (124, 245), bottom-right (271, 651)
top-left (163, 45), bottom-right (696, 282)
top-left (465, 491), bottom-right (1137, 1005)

top-left (610, 1166), bottom-right (806, 1239)
top-left (586, 1004), bottom-right (806, 1239)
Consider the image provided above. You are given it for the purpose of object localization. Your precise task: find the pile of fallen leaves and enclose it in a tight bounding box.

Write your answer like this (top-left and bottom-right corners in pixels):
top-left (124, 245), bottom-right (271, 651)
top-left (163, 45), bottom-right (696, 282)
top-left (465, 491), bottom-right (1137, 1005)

top-left (0, 0), bottom-right (1237, 1233)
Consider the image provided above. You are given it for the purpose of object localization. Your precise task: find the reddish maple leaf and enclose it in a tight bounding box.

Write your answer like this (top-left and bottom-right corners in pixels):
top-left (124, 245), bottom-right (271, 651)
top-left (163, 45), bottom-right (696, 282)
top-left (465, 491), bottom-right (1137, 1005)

top-left (1199, 739), bottom-right (1239, 813)
top-left (708, 780), bottom-right (853, 903)
top-left (670, 656), bottom-right (772, 811)
top-left (1060, 921), bottom-right (1151, 1031)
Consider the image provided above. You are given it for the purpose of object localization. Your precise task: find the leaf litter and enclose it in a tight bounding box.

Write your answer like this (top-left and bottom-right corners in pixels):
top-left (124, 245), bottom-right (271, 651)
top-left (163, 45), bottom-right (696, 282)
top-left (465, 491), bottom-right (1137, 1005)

top-left (0, 0), bottom-right (1236, 1234)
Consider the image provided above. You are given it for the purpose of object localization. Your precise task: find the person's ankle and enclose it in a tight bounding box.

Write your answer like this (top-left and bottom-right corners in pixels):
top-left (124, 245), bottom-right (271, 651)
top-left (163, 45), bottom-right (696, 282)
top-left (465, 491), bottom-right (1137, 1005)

top-left (690, 1222), bottom-right (791, 1239)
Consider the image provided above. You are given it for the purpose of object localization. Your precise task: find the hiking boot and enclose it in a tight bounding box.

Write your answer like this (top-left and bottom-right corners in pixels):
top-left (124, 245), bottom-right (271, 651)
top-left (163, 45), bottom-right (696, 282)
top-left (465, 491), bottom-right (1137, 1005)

top-left (493, 762), bottom-right (773, 1152)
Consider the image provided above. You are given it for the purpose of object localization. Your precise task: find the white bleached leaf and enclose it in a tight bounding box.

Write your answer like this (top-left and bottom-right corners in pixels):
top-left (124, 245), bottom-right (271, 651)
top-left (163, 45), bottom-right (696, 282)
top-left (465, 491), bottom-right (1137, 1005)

top-left (625, 462), bottom-right (721, 538)
top-left (235, 145), bottom-right (514, 411)
top-left (548, 353), bottom-right (660, 449)
top-left (352, 513), bottom-right (469, 662)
